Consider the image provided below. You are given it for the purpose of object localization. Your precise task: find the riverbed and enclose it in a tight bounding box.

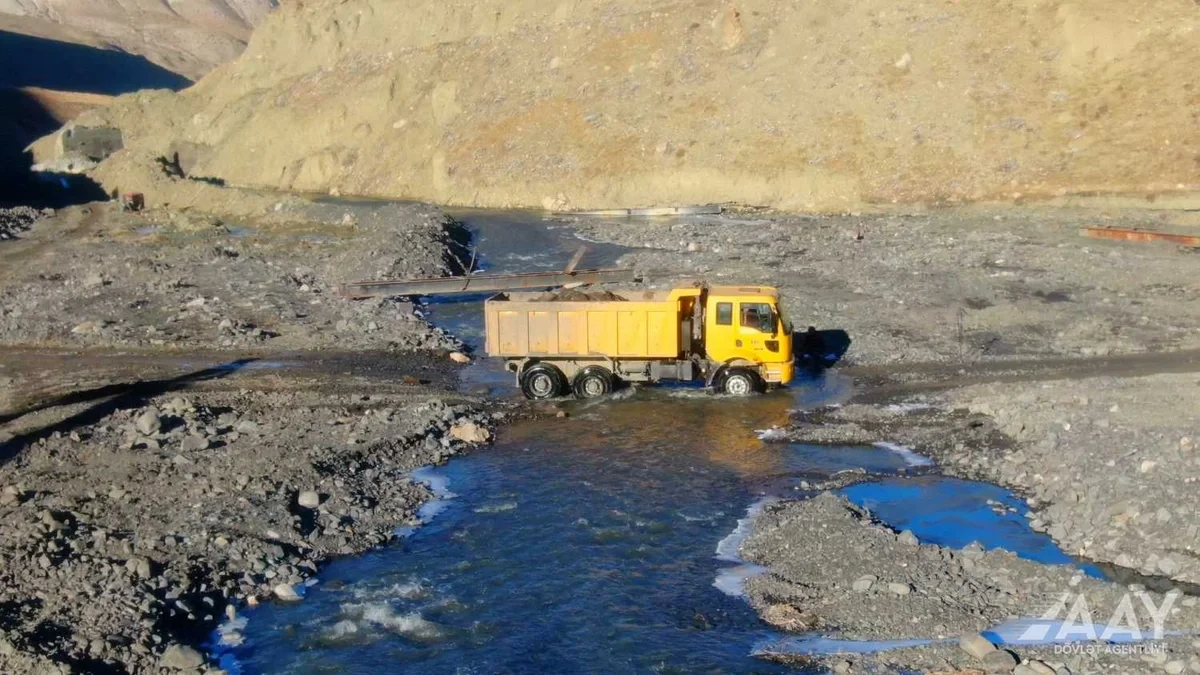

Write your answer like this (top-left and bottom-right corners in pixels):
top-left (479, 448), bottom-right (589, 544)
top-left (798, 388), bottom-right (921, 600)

top-left (211, 211), bottom-right (1117, 674)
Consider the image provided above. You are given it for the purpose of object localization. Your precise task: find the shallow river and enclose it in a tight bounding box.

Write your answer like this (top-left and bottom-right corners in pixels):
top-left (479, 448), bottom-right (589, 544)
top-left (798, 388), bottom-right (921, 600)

top-left (213, 211), bottom-right (1093, 673)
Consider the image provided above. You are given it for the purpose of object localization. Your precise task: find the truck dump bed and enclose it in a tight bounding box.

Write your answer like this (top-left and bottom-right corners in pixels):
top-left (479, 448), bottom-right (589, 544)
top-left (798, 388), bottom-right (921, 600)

top-left (484, 290), bottom-right (694, 359)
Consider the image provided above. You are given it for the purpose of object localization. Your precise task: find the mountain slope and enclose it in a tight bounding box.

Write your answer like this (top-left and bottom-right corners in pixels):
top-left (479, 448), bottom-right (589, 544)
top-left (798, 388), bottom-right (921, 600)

top-left (0, 0), bottom-right (276, 78)
top-left (63, 0), bottom-right (1200, 211)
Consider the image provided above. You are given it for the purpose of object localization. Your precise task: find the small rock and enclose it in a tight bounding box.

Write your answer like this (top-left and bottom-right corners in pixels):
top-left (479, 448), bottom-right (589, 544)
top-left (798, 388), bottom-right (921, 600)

top-left (1140, 459), bottom-right (1158, 473)
top-left (160, 643), bottom-right (205, 670)
top-left (852, 575), bottom-right (876, 592)
top-left (297, 491), bottom-right (321, 509)
top-left (981, 649), bottom-right (1018, 673)
top-left (273, 583), bottom-right (300, 601)
top-left (959, 633), bottom-right (997, 659)
top-left (135, 408), bottom-right (162, 436)
top-left (887, 582), bottom-right (911, 596)
top-left (448, 351), bottom-right (471, 364)
top-left (180, 434), bottom-right (209, 452)
top-left (236, 420), bottom-right (260, 434)
top-left (961, 541), bottom-right (986, 559)
top-left (897, 530), bottom-right (919, 546)
top-left (1164, 660), bottom-right (1185, 675)
top-left (1026, 661), bottom-right (1057, 675)
top-left (761, 603), bottom-right (818, 631)
top-left (449, 420), bottom-right (490, 444)
top-left (686, 241), bottom-right (702, 252)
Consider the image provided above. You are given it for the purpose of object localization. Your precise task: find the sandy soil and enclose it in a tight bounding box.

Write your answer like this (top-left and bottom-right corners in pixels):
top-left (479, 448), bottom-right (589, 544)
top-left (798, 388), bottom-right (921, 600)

top-left (48, 0), bottom-right (1200, 210)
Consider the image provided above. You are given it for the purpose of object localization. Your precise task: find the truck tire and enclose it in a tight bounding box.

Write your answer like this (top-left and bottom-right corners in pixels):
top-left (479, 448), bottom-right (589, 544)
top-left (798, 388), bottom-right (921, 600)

top-left (719, 368), bottom-right (762, 396)
top-left (572, 366), bottom-right (614, 399)
top-left (520, 363), bottom-right (567, 400)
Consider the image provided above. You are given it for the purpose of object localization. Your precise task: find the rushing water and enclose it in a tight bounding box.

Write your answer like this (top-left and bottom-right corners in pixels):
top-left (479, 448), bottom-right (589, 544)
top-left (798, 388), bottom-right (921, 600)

top-left (216, 210), bottom-right (1101, 673)
top-left (223, 384), bottom-right (927, 674)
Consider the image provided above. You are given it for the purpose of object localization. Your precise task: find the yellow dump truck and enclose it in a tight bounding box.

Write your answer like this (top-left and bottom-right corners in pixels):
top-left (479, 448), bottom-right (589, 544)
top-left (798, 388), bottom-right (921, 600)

top-left (484, 284), bottom-right (795, 399)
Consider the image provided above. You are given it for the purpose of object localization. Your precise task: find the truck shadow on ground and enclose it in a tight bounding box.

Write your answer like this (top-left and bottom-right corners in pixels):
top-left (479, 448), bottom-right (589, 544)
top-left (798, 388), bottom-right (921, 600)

top-left (795, 328), bottom-right (852, 371)
top-left (0, 358), bottom-right (257, 465)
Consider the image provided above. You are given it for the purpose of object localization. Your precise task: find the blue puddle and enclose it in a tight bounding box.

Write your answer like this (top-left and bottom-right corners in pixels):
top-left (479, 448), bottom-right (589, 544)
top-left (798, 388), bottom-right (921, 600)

top-left (841, 477), bottom-right (1103, 577)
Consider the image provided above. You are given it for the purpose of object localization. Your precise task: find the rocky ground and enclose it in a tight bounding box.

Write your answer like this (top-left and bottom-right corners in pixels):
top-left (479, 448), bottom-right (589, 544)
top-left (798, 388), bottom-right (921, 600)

top-left (0, 385), bottom-right (502, 673)
top-left (744, 494), bottom-right (1200, 675)
top-left (0, 190), bottom-right (504, 673)
top-left (0, 206), bottom-right (53, 240)
top-left (0, 195), bottom-right (466, 351)
top-left (570, 204), bottom-right (1200, 366)
top-left (573, 204), bottom-right (1200, 673)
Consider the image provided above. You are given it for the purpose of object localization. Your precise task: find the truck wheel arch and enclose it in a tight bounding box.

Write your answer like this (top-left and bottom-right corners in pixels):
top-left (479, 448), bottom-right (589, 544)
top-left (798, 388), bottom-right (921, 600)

top-left (705, 358), bottom-right (760, 387)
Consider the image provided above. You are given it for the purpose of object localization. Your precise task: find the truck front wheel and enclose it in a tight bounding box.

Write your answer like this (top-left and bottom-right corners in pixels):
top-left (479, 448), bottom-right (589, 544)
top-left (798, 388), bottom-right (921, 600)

top-left (719, 368), bottom-right (762, 396)
top-left (520, 363), bottom-right (568, 400)
top-left (573, 366), bottom-right (614, 399)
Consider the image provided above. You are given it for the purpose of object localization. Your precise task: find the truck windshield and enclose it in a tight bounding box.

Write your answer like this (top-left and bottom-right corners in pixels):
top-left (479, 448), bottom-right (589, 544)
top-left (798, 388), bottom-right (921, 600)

top-left (740, 302), bottom-right (776, 334)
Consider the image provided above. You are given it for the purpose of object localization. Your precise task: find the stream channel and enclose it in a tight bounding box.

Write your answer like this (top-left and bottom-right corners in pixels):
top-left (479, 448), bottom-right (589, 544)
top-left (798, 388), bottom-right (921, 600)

top-left (214, 209), bottom-right (1100, 674)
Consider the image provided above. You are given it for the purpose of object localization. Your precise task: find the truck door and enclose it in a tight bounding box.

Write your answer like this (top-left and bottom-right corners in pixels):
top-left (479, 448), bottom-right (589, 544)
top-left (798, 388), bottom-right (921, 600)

top-left (704, 299), bottom-right (738, 363)
top-left (737, 302), bottom-right (777, 354)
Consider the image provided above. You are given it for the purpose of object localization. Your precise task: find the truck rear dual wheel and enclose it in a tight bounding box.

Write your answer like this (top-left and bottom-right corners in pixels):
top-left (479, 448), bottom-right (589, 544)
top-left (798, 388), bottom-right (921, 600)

top-left (520, 363), bottom-right (568, 400)
top-left (718, 368), bottom-right (763, 396)
top-left (572, 366), bottom-right (614, 399)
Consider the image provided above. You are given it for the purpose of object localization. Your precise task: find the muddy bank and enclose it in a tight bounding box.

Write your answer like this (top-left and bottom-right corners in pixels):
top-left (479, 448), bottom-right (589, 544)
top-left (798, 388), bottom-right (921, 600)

top-left (743, 494), bottom-right (1200, 674)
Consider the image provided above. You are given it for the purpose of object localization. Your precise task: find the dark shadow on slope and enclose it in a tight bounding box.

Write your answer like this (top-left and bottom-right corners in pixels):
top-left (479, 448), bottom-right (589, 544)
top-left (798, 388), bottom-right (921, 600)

top-left (0, 359), bottom-right (257, 465)
top-left (0, 30), bottom-right (190, 94)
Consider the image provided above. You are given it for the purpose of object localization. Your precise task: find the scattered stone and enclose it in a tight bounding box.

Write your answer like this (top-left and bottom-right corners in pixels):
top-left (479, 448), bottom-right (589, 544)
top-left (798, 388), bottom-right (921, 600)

top-left (273, 583), bottom-right (301, 601)
top-left (297, 491), bottom-right (321, 509)
top-left (180, 434), bottom-right (209, 452)
top-left (897, 530), bottom-right (919, 546)
top-left (852, 574), bottom-right (877, 592)
top-left (887, 581), bottom-right (911, 596)
top-left (960, 633), bottom-right (998, 659)
top-left (449, 419), bottom-right (490, 444)
top-left (160, 643), bottom-right (205, 670)
top-left (981, 649), bottom-right (1018, 673)
top-left (448, 351), bottom-right (471, 364)
top-left (135, 408), bottom-right (162, 436)
top-left (1025, 661), bottom-right (1056, 675)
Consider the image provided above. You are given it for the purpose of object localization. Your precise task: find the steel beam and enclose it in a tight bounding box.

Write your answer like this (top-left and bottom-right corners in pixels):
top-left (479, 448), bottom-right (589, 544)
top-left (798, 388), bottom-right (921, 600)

top-left (1080, 226), bottom-right (1200, 247)
top-left (338, 268), bottom-right (642, 298)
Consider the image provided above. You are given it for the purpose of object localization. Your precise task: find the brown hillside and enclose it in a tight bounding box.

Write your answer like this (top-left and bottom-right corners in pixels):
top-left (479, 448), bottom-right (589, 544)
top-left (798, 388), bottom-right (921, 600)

top-left (63, 0), bottom-right (1200, 211)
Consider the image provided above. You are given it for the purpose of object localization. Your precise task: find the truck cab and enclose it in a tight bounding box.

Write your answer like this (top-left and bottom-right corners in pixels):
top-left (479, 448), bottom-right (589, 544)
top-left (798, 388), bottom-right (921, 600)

top-left (700, 286), bottom-right (794, 393)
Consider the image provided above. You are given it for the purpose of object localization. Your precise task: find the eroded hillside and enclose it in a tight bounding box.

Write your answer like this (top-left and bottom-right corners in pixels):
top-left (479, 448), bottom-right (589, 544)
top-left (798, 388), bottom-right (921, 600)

top-left (60, 0), bottom-right (1200, 210)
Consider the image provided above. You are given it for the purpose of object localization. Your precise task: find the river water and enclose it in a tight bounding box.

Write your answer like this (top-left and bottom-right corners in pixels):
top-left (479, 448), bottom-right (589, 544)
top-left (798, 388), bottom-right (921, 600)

top-left (214, 211), bottom-right (1096, 673)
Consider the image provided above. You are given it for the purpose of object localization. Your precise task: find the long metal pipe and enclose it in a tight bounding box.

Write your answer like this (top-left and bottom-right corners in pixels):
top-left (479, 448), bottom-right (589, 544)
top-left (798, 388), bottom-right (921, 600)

top-left (1080, 226), bottom-right (1200, 247)
top-left (338, 268), bottom-right (642, 298)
